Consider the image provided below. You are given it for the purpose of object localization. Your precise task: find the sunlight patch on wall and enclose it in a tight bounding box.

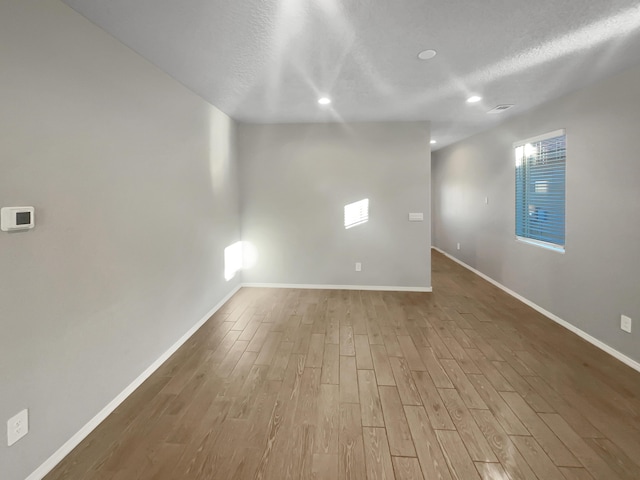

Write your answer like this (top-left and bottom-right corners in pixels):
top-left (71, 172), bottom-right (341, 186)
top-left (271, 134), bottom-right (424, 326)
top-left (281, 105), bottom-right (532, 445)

top-left (224, 241), bottom-right (258, 281)
top-left (224, 242), bottom-right (243, 281)
top-left (344, 198), bottom-right (369, 229)
top-left (209, 108), bottom-right (232, 194)
top-left (242, 242), bottom-right (258, 270)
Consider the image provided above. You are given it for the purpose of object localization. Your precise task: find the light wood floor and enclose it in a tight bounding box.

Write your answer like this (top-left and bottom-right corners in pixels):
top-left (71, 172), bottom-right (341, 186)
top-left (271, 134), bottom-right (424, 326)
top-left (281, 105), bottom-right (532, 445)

top-left (46, 251), bottom-right (640, 480)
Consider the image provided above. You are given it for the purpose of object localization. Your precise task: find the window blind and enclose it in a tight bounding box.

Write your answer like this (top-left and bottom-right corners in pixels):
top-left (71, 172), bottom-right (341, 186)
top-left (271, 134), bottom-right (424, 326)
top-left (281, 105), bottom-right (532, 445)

top-left (515, 131), bottom-right (566, 250)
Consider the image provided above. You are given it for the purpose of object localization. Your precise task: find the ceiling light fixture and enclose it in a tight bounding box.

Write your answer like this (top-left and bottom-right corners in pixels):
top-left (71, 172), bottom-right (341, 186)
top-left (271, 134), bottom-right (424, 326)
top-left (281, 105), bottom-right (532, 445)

top-left (318, 97), bottom-right (331, 105)
top-left (466, 95), bottom-right (482, 103)
top-left (430, 140), bottom-right (437, 144)
top-left (417, 49), bottom-right (437, 60)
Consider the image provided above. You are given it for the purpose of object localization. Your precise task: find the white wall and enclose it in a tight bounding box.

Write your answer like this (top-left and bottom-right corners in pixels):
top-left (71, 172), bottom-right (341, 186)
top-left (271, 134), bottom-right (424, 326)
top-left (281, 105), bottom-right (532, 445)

top-left (238, 122), bottom-right (431, 289)
top-left (432, 64), bottom-right (640, 365)
top-left (0, 2), bottom-right (241, 479)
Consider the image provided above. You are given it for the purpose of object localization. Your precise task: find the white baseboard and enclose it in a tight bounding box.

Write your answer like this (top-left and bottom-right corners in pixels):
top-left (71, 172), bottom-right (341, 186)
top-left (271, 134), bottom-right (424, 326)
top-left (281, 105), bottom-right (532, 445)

top-left (242, 282), bottom-right (432, 293)
top-left (432, 246), bottom-right (640, 374)
top-left (27, 284), bottom-right (242, 480)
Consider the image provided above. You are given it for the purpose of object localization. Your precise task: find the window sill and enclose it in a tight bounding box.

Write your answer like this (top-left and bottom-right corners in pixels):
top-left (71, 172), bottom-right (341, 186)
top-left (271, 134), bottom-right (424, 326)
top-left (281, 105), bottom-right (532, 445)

top-left (516, 236), bottom-right (565, 253)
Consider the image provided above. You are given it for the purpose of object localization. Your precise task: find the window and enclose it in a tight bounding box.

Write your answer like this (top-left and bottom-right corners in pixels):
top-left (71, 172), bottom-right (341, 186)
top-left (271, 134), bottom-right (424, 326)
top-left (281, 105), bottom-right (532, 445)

top-left (515, 130), bottom-right (566, 252)
top-left (344, 198), bottom-right (369, 229)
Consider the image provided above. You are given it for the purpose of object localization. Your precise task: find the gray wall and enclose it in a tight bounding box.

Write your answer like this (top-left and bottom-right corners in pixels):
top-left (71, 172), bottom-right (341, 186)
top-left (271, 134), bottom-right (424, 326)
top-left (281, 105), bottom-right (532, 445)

top-left (238, 122), bottom-right (431, 289)
top-left (0, 2), bottom-right (241, 479)
top-left (432, 65), bottom-right (640, 364)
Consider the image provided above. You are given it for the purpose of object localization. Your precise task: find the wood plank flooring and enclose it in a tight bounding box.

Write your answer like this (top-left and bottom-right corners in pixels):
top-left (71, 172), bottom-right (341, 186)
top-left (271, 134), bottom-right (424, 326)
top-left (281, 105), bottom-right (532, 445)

top-left (45, 250), bottom-right (640, 480)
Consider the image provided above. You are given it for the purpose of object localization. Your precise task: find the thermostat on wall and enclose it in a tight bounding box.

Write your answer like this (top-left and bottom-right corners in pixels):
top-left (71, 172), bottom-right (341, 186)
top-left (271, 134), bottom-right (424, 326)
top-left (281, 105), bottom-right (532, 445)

top-left (1, 207), bottom-right (35, 231)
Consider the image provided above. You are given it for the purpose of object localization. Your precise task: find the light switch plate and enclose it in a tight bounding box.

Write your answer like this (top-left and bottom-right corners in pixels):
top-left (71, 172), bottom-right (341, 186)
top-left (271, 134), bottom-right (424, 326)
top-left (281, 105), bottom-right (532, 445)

top-left (7, 409), bottom-right (29, 446)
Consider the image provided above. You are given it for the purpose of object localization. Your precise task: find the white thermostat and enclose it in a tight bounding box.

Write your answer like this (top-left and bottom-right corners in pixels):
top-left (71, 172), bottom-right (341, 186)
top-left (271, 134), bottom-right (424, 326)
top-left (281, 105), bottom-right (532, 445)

top-left (1, 207), bottom-right (35, 231)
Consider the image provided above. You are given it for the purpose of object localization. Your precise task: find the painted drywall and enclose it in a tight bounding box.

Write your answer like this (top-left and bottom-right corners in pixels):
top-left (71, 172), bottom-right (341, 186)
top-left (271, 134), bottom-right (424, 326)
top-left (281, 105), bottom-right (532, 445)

top-left (0, 2), bottom-right (241, 479)
top-left (432, 64), bottom-right (640, 364)
top-left (238, 122), bottom-right (431, 289)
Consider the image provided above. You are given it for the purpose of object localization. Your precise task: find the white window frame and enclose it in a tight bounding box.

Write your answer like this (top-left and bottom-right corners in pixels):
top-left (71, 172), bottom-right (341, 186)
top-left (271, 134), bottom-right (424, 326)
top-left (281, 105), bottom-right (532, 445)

top-left (514, 129), bottom-right (566, 253)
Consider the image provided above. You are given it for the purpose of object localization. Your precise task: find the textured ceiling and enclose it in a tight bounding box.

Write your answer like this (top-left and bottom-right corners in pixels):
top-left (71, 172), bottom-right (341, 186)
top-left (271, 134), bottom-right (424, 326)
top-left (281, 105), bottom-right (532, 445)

top-left (61, 0), bottom-right (640, 148)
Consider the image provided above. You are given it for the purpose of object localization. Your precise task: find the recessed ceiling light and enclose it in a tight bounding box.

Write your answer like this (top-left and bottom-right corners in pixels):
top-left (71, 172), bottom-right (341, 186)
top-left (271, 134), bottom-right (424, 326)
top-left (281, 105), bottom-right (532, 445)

top-left (417, 49), bottom-right (437, 60)
top-left (430, 140), bottom-right (437, 144)
top-left (467, 95), bottom-right (482, 103)
top-left (318, 97), bottom-right (331, 105)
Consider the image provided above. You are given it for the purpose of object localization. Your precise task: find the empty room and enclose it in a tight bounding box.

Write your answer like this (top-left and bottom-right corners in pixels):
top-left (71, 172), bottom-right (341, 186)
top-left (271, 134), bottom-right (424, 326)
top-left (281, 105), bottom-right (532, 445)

top-left (2, 1), bottom-right (639, 479)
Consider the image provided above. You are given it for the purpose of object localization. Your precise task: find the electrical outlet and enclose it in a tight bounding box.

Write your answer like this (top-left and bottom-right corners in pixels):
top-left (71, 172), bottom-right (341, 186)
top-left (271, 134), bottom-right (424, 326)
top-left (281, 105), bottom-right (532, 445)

top-left (456, 243), bottom-right (461, 250)
top-left (621, 315), bottom-right (632, 333)
top-left (355, 262), bottom-right (362, 272)
top-left (7, 409), bottom-right (29, 446)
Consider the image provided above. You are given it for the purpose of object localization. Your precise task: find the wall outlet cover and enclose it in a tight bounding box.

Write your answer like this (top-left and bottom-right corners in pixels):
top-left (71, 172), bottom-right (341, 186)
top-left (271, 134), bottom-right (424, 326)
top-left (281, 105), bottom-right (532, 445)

top-left (7, 409), bottom-right (29, 446)
top-left (355, 262), bottom-right (362, 272)
top-left (621, 315), bottom-right (632, 333)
